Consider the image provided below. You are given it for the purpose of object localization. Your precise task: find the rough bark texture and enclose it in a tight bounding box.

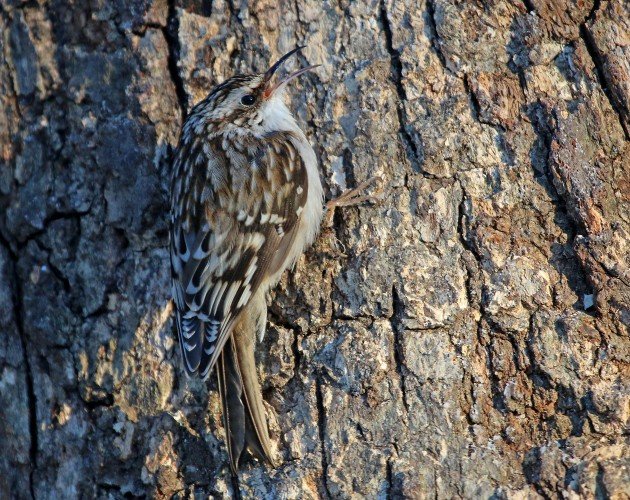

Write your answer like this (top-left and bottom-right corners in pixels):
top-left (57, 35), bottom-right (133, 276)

top-left (1, 0), bottom-right (629, 498)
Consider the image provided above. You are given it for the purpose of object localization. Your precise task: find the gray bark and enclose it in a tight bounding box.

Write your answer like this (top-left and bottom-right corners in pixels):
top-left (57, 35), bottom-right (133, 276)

top-left (1, 0), bottom-right (629, 498)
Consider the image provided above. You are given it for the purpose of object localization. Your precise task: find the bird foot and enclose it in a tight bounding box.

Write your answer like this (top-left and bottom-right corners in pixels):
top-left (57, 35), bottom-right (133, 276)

top-left (324, 176), bottom-right (382, 227)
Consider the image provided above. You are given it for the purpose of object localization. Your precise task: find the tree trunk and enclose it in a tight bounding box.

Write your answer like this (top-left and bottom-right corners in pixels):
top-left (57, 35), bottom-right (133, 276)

top-left (1, 0), bottom-right (628, 498)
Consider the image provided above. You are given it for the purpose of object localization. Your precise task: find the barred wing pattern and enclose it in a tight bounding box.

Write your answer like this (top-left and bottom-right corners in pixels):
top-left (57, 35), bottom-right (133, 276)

top-left (170, 131), bottom-right (308, 378)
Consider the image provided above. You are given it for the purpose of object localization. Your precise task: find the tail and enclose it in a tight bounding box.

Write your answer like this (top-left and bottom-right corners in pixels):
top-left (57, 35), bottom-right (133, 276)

top-left (216, 314), bottom-right (276, 473)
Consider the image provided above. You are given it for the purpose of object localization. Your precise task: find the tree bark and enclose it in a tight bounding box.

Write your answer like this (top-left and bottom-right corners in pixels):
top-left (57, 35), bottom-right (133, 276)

top-left (1, 0), bottom-right (629, 498)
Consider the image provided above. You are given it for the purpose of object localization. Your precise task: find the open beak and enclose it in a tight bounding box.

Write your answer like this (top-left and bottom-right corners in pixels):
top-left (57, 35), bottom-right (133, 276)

top-left (263, 46), bottom-right (319, 99)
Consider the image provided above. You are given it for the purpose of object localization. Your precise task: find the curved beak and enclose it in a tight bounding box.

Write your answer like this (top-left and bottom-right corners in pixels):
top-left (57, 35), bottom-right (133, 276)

top-left (263, 46), bottom-right (319, 99)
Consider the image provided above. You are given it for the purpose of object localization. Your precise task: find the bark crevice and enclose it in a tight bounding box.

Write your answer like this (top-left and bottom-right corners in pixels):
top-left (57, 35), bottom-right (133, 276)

top-left (315, 376), bottom-right (332, 499)
top-left (166, 0), bottom-right (188, 121)
top-left (424, 0), bottom-right (450, 73)
top-left (379, 0), bottom-right (426, 177)
top-left (0, 236), bottom-right (37, 500)
top-left (390, 284), bottom-right (409, 413)
top-left (579, 17), bottom-right (630, 140)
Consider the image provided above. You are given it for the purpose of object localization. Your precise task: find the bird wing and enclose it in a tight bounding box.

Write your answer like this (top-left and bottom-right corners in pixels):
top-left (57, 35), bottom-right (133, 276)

top-left (170, 132), bottom-right (308, 378)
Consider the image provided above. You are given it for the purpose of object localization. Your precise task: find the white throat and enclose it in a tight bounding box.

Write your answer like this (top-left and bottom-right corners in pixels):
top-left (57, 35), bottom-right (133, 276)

top-left (257, 95), bottom-right (301, 135)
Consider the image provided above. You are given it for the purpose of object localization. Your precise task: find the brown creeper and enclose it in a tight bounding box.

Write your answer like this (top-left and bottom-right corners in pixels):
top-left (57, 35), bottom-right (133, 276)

top-left (170, 47), bottom-right (323, 472)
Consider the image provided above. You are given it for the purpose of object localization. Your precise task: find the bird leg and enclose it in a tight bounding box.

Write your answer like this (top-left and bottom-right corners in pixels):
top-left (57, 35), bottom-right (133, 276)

top-left (324, 176), bottom-right (381, 227)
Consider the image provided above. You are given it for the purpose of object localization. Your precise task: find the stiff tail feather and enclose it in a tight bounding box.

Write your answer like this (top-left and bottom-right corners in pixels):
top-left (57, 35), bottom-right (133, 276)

top-left (216, 320), bottom-right (276, 473)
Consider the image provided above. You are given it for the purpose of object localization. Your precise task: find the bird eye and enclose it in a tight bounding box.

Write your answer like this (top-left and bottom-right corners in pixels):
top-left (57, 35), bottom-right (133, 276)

top-left (241, 94), bottom-right (256, 106)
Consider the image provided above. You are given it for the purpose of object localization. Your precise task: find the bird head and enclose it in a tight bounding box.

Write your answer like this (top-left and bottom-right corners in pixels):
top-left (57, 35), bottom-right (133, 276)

top-left (190, 47), bottom-right (318, 135)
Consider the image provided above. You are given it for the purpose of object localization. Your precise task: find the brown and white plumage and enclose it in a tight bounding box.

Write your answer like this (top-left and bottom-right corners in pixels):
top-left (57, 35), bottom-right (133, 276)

top-left (170, 48), bottom-right (323, 472)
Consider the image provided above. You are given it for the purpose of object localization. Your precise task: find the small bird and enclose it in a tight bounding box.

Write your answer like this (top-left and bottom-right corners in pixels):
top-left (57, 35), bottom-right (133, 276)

top-left (169, 47), bottom-right (324, 473)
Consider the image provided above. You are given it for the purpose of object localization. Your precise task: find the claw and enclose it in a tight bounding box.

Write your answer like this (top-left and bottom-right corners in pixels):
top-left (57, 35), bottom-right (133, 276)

top-left (324, 176), bottom-right (383, 226)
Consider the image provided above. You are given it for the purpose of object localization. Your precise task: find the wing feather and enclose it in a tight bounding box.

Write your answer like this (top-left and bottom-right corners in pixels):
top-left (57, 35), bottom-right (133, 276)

top-left (170, 133), bottom-right (308, 377)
